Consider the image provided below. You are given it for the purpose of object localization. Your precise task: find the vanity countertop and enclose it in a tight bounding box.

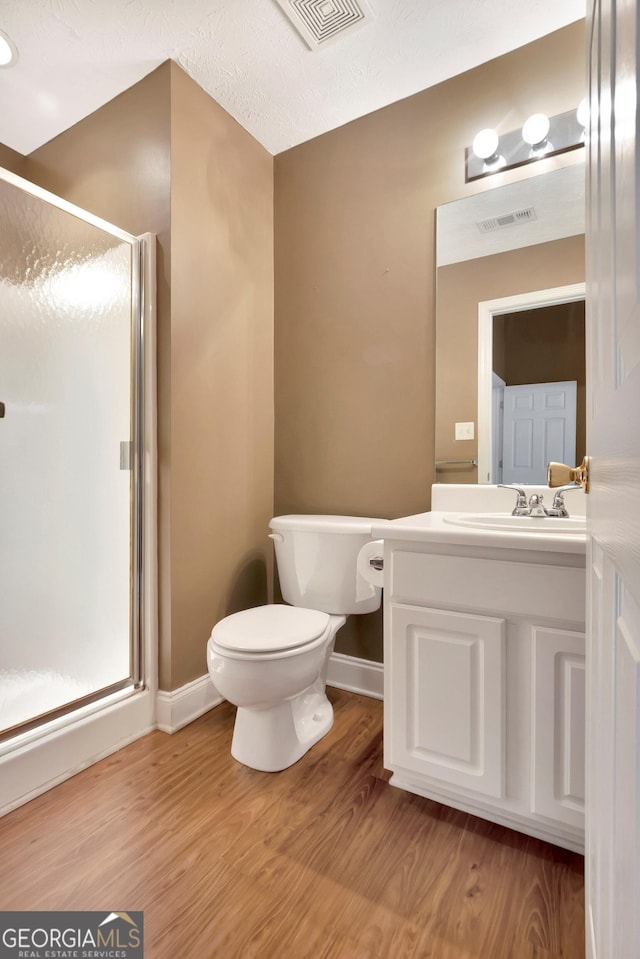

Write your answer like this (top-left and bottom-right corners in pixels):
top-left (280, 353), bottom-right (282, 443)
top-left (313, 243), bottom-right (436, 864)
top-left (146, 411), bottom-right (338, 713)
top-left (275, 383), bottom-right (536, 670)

top-left (371, 510), bottom-right (587, 556)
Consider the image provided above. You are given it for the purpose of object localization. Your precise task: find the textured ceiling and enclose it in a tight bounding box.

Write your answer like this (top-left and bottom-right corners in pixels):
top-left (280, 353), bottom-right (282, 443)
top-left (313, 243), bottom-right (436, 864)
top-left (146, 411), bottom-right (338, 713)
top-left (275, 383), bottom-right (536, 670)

top-left (0, 0), bottom-right (585, 158)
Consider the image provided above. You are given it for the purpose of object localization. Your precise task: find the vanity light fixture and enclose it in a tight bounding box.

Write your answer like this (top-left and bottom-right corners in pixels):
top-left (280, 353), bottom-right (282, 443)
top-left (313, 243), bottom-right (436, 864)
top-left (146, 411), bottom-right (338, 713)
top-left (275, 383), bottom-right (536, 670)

top-left (466, 105), bottom-right (586, 182)
top-left (471, 128), bottom-right (506, 173)
top-left (522, 113), bottom-right (552, 156)
top-left (0, 29), bottom-right (18, 67)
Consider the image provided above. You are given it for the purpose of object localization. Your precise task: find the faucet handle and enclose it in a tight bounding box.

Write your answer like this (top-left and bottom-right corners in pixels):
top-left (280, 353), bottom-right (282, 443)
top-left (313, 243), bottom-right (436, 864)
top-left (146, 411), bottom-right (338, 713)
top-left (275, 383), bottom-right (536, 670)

top-left (548, 484), bottom-right (582, 517)
top-left (498, 484), bottom-right (529, 515)
top-left (552, 483), bottom-right (580, 499)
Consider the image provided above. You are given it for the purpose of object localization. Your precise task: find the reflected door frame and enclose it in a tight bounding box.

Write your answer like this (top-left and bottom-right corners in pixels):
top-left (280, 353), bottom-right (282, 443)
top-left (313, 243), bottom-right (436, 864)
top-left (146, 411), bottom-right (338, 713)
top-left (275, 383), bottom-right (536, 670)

top-left (477, 282), bottom-right (586, 484)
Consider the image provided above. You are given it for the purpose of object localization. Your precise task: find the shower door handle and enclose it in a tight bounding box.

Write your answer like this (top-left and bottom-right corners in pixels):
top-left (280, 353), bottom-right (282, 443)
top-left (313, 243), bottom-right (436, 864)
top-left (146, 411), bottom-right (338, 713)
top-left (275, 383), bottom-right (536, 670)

top-left (0, 402), bottom-right (4, 418)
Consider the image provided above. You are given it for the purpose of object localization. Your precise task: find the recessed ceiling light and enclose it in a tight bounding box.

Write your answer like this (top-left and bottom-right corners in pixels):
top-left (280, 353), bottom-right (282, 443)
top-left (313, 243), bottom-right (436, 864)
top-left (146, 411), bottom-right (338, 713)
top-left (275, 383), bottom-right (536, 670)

top-left (0, 29), bottom-right (18, 67)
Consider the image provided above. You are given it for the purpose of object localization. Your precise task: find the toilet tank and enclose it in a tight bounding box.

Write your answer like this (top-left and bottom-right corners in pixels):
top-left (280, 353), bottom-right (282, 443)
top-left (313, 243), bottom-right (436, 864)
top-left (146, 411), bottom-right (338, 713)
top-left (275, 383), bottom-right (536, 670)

top-left (269, 515), bottom-right (384, 615)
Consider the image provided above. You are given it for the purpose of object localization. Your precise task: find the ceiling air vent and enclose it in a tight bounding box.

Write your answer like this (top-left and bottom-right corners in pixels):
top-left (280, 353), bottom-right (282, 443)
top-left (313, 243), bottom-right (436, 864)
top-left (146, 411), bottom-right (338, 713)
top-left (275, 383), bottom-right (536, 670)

top-left (273, 0), bottom-right (373, 49)
top-left (476, 207), bottom-right (537, 233)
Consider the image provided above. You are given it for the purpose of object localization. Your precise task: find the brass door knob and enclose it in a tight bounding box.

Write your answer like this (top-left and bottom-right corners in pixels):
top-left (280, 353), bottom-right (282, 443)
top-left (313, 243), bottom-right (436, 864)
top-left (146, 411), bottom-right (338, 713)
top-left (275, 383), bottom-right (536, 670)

top-left (547, 455), bottom-right (590, 492)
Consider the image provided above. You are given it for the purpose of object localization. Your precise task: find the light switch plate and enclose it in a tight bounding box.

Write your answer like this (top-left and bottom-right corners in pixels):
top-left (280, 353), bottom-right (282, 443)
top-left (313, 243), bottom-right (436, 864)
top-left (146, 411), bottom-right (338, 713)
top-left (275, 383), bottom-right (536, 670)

top-left (455, 421), bottom-right (475, 440)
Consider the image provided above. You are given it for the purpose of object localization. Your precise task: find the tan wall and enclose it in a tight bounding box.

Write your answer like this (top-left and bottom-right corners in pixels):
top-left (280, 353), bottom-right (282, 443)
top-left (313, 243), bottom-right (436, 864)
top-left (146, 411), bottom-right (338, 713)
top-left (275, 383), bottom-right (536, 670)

top-left (168, 65), bottom-right (274, 687)
top-left (274, 21), bottom-right (585, 659)
top-left (26, 65), bottom-right (172, 245)
top-left (24, 62), bottom-right (274, 690)
top-left (435, 235), bottom-right (585, 483)
top-left (0, 143), bottom-right (27, 177)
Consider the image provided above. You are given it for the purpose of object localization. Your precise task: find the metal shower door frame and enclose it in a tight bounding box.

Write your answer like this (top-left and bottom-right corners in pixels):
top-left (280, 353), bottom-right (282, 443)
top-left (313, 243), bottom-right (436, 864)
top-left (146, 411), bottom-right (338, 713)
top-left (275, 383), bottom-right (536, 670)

top-left (0, 166), bottom-right (147, 735)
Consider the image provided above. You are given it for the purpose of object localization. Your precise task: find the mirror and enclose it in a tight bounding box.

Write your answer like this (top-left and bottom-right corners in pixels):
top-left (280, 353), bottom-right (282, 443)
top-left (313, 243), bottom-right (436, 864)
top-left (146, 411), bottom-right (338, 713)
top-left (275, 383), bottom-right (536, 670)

top-left (435, 162), bottom-right (586, 483)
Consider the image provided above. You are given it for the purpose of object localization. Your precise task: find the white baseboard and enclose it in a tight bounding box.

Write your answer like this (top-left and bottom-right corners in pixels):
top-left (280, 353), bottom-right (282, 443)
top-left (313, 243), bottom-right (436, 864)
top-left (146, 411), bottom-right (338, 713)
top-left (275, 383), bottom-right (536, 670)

top-left (327, 652), bottom-right (384, 700)
top-left (156, 653), bottom-right (383, 735)
top-left (156, 675), bottom-right (224, 734)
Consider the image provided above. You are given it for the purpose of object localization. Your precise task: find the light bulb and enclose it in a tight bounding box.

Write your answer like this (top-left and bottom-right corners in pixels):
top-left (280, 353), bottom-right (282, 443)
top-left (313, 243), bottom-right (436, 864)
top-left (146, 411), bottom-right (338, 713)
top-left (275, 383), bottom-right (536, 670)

top-left (472, 128), bottom-right (499, 161)
top-left (0, 30), bottom-right (18, 67)
top-left (577, 98), bottom-right (589, 128)
top-left (522, 113), bottom-right (550, 147)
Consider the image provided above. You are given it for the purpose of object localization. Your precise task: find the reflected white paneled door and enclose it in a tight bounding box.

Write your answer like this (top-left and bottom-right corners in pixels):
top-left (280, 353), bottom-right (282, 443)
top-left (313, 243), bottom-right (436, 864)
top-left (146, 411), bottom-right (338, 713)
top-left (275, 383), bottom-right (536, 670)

top-left (491, 373), bottom-right (506, 484)
top-left (0, 170), bottom-right (142, 733)
top-left (502, 380), bottom-right (577, 485)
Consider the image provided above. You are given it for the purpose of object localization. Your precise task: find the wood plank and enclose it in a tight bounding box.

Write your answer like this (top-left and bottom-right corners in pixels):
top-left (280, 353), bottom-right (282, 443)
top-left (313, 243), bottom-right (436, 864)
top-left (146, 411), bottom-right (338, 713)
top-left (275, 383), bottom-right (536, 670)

top-left (0, 690), bottom-right (585, 958)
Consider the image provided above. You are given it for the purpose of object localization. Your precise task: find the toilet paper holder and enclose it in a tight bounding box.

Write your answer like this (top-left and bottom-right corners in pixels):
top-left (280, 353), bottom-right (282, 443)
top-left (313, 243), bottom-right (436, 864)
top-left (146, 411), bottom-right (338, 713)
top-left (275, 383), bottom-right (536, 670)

top-left (356, 539), bottom-right (385, 593)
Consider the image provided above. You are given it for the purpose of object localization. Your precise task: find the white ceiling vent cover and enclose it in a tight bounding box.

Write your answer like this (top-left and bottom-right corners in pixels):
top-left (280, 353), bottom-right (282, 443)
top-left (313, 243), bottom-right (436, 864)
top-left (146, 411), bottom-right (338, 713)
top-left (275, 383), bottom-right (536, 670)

top-left (477, 207), bottom-right (538, 234)
top-left (273, 0), bottom-right (373, 49)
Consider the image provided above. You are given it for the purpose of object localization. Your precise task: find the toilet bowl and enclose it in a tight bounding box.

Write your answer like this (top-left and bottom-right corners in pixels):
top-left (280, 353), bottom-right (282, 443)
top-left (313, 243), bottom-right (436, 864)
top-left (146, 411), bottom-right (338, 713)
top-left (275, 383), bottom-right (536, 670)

top-left (208, 604), bottom-right (345, 771)
top-left (207, 515), bottom-right (383, 772)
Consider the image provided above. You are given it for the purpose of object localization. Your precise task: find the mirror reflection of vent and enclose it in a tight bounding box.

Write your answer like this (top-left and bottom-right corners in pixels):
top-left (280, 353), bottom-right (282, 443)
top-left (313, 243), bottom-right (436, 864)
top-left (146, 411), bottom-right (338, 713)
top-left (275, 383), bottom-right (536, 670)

top-left (273, 0), bottom-right (373, 49)
top-left (476, 207), bottom-right (537, 233)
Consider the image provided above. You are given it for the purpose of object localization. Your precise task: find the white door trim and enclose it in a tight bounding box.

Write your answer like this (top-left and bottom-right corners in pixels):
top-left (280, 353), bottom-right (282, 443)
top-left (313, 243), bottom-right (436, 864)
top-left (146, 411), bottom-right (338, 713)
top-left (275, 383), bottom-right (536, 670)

top-left (477, 282), bottom-right (586, 483)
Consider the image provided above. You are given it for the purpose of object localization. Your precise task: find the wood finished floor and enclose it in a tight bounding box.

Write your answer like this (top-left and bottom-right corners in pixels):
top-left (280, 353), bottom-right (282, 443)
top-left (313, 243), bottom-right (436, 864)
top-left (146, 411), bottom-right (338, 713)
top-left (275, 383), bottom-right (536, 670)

top-left (0, 689), bottom-right (584, 959)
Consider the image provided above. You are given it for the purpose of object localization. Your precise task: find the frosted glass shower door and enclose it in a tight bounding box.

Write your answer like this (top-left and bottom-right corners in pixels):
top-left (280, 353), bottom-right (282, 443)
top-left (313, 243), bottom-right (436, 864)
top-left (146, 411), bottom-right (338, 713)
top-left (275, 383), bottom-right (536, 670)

top-left (0, 171), bottom-right (141, 734)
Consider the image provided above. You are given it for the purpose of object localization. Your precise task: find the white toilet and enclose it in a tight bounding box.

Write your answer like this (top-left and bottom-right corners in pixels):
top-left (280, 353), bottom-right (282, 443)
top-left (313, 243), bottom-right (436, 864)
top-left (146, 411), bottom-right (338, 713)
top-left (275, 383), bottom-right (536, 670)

top-left (207, 514), bottom-right (383, 772)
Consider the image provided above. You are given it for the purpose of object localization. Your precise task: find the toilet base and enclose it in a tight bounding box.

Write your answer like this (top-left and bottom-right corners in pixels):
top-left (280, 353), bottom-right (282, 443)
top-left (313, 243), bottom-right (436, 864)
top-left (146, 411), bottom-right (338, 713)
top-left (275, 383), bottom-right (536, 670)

top-left (231, 680), bottom-right (334, 772)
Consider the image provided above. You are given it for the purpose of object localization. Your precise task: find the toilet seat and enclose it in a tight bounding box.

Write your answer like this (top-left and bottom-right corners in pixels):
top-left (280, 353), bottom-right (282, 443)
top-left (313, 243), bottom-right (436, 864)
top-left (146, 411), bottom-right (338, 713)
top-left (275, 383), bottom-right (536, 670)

top-left (211, 604), bottom-right (330, 654)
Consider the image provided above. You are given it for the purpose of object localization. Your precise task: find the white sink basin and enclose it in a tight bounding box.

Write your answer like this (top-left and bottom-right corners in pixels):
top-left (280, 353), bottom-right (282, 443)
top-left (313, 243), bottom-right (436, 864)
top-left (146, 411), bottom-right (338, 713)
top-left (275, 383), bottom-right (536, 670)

top-left (443, 512), bottom-right (587, 533)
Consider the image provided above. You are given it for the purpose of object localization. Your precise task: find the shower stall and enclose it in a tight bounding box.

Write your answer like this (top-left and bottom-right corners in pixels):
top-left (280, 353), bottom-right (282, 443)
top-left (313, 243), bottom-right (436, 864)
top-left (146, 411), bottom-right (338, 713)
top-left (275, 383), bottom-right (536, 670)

top-left (0, 168), bottom-right (156, 811)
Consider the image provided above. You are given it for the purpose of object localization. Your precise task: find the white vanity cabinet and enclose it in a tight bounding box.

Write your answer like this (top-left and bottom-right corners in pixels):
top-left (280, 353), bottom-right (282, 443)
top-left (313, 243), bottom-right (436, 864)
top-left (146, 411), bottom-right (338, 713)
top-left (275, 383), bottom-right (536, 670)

top-left (379, 522), bottom-right (586, 853)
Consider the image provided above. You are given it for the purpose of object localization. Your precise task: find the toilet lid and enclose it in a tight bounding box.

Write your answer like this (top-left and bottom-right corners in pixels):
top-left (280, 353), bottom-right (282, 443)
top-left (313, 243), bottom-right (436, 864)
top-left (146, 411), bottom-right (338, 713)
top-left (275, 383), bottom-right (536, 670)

top-left (212, 604), bottom-right (331, 653)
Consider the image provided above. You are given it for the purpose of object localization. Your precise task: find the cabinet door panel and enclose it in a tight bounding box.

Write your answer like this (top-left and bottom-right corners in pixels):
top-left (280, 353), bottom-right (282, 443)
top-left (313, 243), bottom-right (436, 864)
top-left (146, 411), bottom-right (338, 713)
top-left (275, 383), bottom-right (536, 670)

top-left (389, 604), bottom-right (505, 798)
top-left (532, 626), bottom-right (585, 828)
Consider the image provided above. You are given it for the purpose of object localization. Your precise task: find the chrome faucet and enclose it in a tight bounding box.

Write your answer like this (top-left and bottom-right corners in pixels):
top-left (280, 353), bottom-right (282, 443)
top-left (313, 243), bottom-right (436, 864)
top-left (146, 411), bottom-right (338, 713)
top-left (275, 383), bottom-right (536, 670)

top-left (546, 483), bottom-right (581, 517)
top-left (499, 482), bottom-right (581, 517)
top-left (526, 492), bottom-right (550, 517)
top-left (498, 485), bottom-right (551, 516)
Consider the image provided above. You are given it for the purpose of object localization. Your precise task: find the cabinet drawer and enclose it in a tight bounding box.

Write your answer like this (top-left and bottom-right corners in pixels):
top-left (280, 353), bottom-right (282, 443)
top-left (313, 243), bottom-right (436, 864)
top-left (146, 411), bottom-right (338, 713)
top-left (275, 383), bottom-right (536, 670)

top-left (389, 550), bottom-right (585, 622)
